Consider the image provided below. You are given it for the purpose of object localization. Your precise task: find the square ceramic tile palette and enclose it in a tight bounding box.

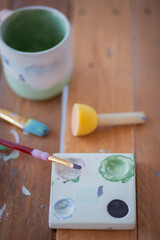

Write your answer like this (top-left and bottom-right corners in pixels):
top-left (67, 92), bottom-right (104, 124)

top-left (49, 153), bottom-right (136, 230)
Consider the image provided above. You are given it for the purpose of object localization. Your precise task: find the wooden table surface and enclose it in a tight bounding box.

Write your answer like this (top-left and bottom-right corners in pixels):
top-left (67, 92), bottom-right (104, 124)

top-left (0, 0), bottom-right (160, 239)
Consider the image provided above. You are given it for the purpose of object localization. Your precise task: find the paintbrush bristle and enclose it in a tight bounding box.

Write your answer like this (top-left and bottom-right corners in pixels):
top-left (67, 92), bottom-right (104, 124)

top-left (73, 164), bottom-right (81, 169)
top-left (23, 119), bottom-right (49, 137)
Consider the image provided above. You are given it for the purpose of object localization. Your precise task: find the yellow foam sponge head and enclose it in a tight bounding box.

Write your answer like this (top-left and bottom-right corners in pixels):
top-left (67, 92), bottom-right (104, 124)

top-left (71, 103), bottom-right (98, 136)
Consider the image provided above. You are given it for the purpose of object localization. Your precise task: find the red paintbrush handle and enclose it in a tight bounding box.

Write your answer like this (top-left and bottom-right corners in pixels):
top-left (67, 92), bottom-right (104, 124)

top-left (0, 139), bottom-right (33, 155)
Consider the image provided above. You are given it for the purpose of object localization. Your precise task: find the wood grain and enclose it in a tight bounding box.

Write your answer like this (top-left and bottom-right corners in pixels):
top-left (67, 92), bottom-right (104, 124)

top-left (1, 0), bottom-right (160, 239)
top-left (134, 0), bottom-right (160, 239)
top-left (58, 0), bottom-right (136, 239)
top-left (0, 1), bottom-right (71, 240)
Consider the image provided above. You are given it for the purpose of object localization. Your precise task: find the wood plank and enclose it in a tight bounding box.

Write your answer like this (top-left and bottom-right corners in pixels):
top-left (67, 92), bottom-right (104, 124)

top-left (11, 0), bottom-right (70, 16)
top-left (0, 1), bottom-right (72, 240)
top-left (0, 75), bottom-right (61, 240)
top-left (134, 0), bottom-right (160, 239)
top-left (58, 0), bottom-right (136, 239)
top-left (0, 1), bottom-right (10, 10)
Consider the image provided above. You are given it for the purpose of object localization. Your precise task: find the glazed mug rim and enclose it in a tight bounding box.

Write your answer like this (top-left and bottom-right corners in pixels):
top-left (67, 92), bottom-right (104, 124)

top-left (0, 6), bottom-right (71, 55)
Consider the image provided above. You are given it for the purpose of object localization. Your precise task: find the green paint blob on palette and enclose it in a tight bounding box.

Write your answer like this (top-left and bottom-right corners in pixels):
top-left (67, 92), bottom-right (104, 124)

top-left (49, 153), bottom-right (136, 230)
top-left (99, 155), bottom-right (135, 183)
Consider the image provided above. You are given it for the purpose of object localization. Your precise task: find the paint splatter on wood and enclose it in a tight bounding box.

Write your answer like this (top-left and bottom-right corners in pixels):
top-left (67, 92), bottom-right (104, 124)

top-left (0, 203), bottom-right (6, 222)
top-left (4, 150), bottom-right (20, 161)
top-left (22, 186), bottom-right (31, 196)
top-left (10, 129), bottom-right (19, 143)
top-left (98, 149), bottom-right (105, 153)
top-left (106, 45), bottom-right (115, 58)
top-left (153, 170), bottom-right (160, 178)
top-left (0, 129), bottom-right (20, 161)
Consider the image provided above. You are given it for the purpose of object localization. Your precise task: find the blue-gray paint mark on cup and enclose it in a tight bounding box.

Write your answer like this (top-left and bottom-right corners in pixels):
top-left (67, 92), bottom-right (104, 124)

top-left (1, 55), bottom-right (10, 65)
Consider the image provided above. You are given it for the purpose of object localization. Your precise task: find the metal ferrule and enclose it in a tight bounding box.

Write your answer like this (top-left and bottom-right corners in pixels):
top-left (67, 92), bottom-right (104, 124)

top-left (0, 108), bottom-right (28, 129)
top-left (48, 155), bottom-right (73, 169)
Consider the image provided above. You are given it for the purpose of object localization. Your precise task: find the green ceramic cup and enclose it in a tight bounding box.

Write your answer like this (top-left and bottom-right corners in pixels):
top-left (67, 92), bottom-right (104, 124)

top-left (0, 6), bottom-right (72, 100)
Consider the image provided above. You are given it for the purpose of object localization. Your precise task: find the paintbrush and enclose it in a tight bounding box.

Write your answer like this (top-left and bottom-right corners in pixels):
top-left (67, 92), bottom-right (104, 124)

top-left (0, 139), bottom-right (81, 169)
top-left (0, 108), bottom-right (49, 137)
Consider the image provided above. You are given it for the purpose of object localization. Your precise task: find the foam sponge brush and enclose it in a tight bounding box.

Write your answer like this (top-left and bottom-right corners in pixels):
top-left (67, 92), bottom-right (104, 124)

top-left (71, 103), bottom-right (146, 136)
top-left (71, 104), bottom-right (98, 136)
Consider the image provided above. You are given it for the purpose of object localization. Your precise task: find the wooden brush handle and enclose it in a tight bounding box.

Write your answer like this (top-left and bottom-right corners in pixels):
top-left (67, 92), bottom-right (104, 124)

top-left (0, 139), bottom-right (33, 154)
top-left (97, 112), bottom-right (146, 126)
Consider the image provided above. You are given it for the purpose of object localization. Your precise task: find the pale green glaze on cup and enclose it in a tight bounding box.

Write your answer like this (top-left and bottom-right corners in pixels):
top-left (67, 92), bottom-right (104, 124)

top-left (4, 67), bottom-right (71, 100)
top-left (0, 6), bottom-right (72, 100)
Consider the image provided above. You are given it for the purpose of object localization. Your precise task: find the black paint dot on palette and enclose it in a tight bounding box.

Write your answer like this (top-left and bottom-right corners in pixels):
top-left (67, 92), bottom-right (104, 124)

top-left (112, 9), bottom-right (121, 15)
top-left (107, 199), bottom-right (129, 218)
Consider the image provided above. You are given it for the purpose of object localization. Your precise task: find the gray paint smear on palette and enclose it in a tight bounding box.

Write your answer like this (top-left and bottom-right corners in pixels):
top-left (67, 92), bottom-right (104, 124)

top-left (97, 185), bottom-right (103, 197)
